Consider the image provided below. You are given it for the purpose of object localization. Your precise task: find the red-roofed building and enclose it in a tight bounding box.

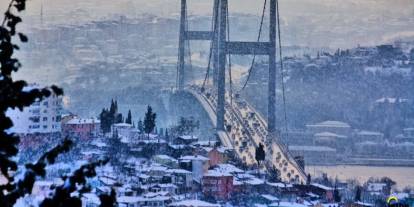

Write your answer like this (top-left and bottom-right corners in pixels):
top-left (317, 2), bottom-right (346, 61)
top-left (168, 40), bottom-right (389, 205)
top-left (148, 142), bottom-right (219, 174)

top-left (62, 117), bottom-right (100, 140)
top-left (202, 170), bottom-right (233, 200)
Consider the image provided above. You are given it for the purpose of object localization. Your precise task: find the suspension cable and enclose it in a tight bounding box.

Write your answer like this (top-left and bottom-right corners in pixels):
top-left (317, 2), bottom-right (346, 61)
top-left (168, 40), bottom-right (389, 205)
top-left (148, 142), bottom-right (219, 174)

top-left (276, 0), bottom-right (289, 140)
top-left (226, 4), bottom-right (233, 106)
top-left (239, 0), bottom-right (267, 91)
top-left (202, 2), bottom-right (218, 91)
top-left (185, 8), bottom-right (193, 84)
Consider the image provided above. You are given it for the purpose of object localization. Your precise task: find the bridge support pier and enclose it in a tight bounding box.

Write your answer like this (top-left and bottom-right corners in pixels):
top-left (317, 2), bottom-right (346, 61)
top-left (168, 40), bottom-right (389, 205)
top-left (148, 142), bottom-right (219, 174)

top-left (216, 0), bottom-right (227, 131)
top-left (268, 0), bottom-right (277, 136)
top-left (177, 0), bottom-right (186, 91)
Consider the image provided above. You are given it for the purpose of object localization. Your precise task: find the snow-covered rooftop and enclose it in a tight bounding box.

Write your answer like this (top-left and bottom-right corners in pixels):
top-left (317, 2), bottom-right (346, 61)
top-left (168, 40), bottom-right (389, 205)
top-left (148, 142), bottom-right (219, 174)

top-left (205, 170), bottom-right (232, 177)
top-left (178, 135), bottom-right (198, 140)
top-left (261, 194), bottom-right (279, 202)
top-left (153, 154), bottom-right (178, 162)
top-left (314, 131), bottom-right (347, 138)
top-left (311, 183), bottom-right (334, 191)
top-left (269, 201), bottom-right (308, 207)
top-left (288, 145), bottom-right (336, 152)
top-left (266, 182), bottom-right (293, 188)
top-left (169, 199), bottom-right (221, 207)
top-left (66, 117), bottom-right (100, 124)
top-left (213, 164), bottom-right (244, 174)
top-left (179, 155), bottom-right (209, 161)
top-left (307, 120), bottom-right (351, 128)
top-left (166, 168), bottom-right (192, 174)
top-left (375, 97), bottom-right (408, 104)
top-left (113, 123), bottom-right (133, 127)
top-left (357, 130), bottom-right (383, 136)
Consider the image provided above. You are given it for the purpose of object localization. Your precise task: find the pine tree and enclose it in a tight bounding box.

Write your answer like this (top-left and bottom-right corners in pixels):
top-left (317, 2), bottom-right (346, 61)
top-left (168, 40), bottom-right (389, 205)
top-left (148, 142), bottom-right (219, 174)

top-left (144, 105), bottom-right (156, 138)
top-left (255, 143), bottom-right (265, 166)
top-left (137, 119), bottom-right (144, 133)
top-left (125, 110), bottom-right (132, 124)
top-left (115, 113), bottom-right (123, 124)
top-left (355, 186), bottom-right (362, 202)
top-left (334, 185), bottom-right (341, 203)
top-left (109, 99), bottom-right (116, 115)
top-left (165, 128), bottom-right (169, 143)
top-left (307, 173), bottom-right (312, 185)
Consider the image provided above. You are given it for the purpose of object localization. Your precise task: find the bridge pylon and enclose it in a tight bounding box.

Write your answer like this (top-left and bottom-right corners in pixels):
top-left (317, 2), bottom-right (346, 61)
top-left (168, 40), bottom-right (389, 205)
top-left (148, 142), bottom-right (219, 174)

top-left (215, 0), bottom-right (277, 136)
top-left (177, 0), bottom-right (278, 137)
top-left (177, 0), bottom-right (218, 91)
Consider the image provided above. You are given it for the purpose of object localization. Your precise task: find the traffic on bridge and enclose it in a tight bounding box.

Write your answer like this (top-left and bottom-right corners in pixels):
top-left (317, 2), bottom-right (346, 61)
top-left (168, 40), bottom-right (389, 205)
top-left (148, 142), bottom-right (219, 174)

top-left (188, 85), bottom-right (306, 183)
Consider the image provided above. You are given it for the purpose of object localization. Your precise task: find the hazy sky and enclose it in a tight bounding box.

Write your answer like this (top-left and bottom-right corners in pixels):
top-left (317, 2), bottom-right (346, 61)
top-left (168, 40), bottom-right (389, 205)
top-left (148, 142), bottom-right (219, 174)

top-left (1, 0), bottom-right (412, 22)
top-left (1, 0), bottom-right (414, 48)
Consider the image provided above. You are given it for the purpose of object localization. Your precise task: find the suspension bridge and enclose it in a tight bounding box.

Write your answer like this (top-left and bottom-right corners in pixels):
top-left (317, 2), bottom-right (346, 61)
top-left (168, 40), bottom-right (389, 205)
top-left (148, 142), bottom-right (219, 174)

top-left (175, 0), bottom-right (306, 183)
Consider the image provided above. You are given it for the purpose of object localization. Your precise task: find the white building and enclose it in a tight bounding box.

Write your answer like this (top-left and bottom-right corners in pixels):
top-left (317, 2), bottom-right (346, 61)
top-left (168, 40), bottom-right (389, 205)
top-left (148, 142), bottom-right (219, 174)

top-left (306, 120), bottom-right (351, 136)
top-left (111, 123), bottom-right (140, 143)
top-left (354, 130), bottom-right (384, 143)
top-left (6, 84), bottom-right (62, 134)
top-left (179, 155), bottom-right (209, 183)
top-left (288, 145), bottom-right (337, 165)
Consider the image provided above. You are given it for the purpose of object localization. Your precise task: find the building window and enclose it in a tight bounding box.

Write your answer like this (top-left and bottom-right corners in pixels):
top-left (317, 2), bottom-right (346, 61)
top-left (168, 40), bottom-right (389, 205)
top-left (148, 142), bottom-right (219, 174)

top-left (29, 116), bottom-right (40, 123)
top-left (43, 125), bottom-right (47, 129)
top-left (43, 117), bottom-right (48, 121)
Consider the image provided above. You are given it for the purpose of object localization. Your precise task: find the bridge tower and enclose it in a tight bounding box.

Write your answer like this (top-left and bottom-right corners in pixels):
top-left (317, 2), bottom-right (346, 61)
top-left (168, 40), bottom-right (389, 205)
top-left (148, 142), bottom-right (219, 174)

top-left (178, 0), bottom-right (278, 136)
top-left (215, 0), bottom-right (277, 135)
top-left (177, 0), bottom-right (218, 90)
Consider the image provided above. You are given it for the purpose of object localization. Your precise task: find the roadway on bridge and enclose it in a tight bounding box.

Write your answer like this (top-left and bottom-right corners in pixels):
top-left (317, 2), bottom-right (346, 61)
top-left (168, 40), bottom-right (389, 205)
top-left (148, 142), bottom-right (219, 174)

top-left (187, 86), bottom-right (306, 183)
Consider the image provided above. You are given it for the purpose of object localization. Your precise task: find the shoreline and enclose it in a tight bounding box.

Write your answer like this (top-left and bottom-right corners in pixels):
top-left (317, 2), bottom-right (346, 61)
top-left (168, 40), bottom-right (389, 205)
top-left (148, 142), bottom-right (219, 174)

top-left (306, 157), bottom-right (414, 167)
top-left (306, 165), bottom-right (414, 189)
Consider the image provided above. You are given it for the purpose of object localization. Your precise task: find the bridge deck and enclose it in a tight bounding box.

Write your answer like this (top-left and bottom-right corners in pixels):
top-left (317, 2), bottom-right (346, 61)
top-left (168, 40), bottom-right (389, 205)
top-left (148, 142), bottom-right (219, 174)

top-left (187, 86), bottom-right (306, 183)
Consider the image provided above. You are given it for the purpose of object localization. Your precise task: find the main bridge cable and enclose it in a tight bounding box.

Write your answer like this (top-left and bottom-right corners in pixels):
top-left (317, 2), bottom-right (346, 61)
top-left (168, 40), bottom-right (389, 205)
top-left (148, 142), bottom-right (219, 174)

top-left (202, 1), bottom-right (218, 91)
top-left (226, 3), bottom-right (233, 106)
top-left (239, 0), bottom-right (267, 91)
top-left (185, 7), bottom-right (193, 85)
top-left (276, 0), bottom-right (289, 142)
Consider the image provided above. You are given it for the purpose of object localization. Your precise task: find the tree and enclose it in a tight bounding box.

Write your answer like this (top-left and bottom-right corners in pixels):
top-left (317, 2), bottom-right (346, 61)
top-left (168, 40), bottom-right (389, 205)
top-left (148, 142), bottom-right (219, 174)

top-left (255, 143), bottom-right (265, 166)
top-left (137, 119), bottom-right (144, 133)
top-left (100, 108), bottom-right (111, 133)
top-left (125, 110), bottom-right (132, 124)
top-left (333, 185), bottom-right (341, 203)
top-left (307, 173), bottom-right (312, 185)
top-left (354, 186), bottom-right (362, 202)
top-left (100, 99), bottom-right (123, 133)
top-left (0, 1), bottom-right (114, 206)
top-left (268, 165), bottom-right (281, 182)
top-left (173, 116), bottom-right (199, 136)
top-left (115, 113), bottom-right (123, 124)
top-left (143, 105), bottom-right (156, 138)
top-left (380, 177), bottom-right (396, 189)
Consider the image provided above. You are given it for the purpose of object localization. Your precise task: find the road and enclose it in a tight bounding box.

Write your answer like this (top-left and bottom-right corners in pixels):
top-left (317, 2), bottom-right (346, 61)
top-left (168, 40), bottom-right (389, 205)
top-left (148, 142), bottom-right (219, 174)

top-left (187, 86), bottom-right (306, 183)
